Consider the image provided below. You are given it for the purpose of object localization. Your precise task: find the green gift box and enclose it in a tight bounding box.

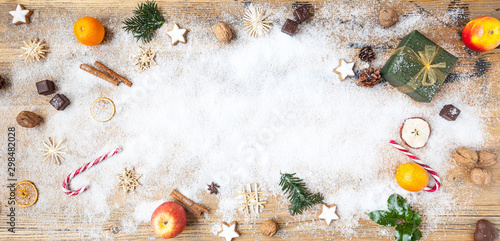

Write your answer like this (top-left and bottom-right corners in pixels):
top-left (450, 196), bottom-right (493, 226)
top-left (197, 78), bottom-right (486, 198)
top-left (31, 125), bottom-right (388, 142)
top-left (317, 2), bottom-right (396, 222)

top-left (381, 30), bottom-right (457, 103)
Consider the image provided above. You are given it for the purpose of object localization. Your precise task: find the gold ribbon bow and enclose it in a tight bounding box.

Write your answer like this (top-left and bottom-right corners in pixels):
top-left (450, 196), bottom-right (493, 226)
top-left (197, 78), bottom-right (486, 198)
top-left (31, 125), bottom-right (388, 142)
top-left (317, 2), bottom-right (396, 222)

top-left (394, 45), bottom-right (447, 93)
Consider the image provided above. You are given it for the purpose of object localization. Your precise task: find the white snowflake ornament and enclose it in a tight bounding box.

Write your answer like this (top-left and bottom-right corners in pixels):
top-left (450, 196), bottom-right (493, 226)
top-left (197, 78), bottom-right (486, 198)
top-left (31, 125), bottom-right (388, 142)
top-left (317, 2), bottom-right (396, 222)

top-left (333, 59), bottom-right (355, 81)
top-left (217, 221), bottom-right (240, 241)
top-left (166, 24), bottom-right (188, 46)
top-left (318, 203), bottom-right (339, 225)
top-left (9, 4), bottom-right (32, 25)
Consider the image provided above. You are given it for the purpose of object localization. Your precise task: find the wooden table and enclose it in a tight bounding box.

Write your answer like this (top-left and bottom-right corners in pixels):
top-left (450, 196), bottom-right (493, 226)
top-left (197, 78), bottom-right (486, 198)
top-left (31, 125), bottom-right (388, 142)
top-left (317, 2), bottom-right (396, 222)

top-left (0, 0), bottom-right (499, 240)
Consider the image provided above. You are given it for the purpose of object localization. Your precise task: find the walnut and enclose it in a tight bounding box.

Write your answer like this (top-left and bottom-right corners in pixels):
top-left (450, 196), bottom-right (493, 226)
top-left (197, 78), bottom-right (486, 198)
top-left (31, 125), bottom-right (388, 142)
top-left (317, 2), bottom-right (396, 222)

top-left (379, 8), bottom-right (398, 28)
top-left (214, 22), bottom-right (232, 42)
top-left (477, 150), bottom-right (498, 167)
top-left (16, 111), bottom-right (41, 128)
top-left (260, 219), bottom-right (278, 237)
top-left (471, 168), bottom-right (492, 186)
top-left (453, 147), bottom-right (478, 166)
top-left (109, 225), bottom-right (120, 234)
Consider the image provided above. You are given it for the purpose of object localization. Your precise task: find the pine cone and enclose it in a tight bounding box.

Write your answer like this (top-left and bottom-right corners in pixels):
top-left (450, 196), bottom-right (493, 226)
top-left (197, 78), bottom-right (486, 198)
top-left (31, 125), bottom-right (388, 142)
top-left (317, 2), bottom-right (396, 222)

top-left (359, 46), bottom-right (375, 62)
top-left (358, 67), bottom-right (381, 87)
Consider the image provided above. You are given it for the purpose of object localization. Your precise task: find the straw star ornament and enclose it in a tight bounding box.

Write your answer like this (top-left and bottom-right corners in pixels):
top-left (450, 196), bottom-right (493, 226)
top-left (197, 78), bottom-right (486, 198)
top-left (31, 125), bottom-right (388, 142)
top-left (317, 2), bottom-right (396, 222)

top-left (39, 137), bottom-right (67, 165)
top-left (115, 167), bottom-right (142, 193)
top-left (236, 183), bottom-right (267, 214)
top-left (242, 6), bottom-right (273, 38)
top-left (20, 38), bottom-right (48, 64)
top-left (132, 47), bottom-right (157, 72)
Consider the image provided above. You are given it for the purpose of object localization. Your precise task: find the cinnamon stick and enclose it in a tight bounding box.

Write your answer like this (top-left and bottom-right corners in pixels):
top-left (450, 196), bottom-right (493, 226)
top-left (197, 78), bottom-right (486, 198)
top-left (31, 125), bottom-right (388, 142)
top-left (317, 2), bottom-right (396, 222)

top-left (94, 61), bottom-right (133, 87)
top-left (80, 64), bottom-right (120, 86)
top-left (171, 192), bottom-right (201, 216)
top-left (170, 189), bottom-right (208, 216)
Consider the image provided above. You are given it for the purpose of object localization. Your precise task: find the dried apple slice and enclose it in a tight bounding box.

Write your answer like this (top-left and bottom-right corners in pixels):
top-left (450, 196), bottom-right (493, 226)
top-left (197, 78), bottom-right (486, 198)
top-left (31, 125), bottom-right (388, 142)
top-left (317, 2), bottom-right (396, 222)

top-left (400, 117), bottom-right (431, 149)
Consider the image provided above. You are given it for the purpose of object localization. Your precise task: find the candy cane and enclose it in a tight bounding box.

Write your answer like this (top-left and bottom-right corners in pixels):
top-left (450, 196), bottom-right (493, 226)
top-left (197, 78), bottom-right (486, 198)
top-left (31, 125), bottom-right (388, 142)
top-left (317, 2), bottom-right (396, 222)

top-left (389, 140), bottom-right (441, 192)
top-left (62, 147), bottom-right (121, 196)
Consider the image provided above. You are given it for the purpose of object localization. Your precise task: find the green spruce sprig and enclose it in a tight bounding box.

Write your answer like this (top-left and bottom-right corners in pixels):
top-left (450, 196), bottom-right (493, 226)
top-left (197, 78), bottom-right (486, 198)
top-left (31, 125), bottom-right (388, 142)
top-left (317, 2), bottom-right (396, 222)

top-left (123, 0), bottom-right (165, 43)
top-left (279, 172), bottom-right (324, 216)
top-left (368, 194), bottom-right (423, 241)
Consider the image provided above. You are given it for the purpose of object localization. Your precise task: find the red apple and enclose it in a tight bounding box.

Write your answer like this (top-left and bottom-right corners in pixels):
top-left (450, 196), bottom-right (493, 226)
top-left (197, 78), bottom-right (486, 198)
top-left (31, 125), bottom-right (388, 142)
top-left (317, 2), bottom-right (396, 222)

top-left (462, 16), bottom-right (500, 52)
top-left (150, 202), bottom-right (187, 239)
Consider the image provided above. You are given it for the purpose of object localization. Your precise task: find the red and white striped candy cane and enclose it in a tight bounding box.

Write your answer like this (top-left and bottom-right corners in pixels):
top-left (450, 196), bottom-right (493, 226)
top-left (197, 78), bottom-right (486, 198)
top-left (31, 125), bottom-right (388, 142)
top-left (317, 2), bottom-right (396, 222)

top-left (389, 140), bottom-right (441, 192)
top-left (62, 147), bottom-right (122, 196)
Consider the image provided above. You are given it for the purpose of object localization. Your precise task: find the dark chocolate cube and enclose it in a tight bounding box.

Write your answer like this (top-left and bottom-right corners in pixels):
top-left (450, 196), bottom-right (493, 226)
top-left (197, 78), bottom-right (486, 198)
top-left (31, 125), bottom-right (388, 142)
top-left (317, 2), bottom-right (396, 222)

top-left (439, 104), bottom-right (460, 121)
top-left (36, 80), bottom-right (56, 95)
top-left (294, 5), bottom-right (311, 23)
top-left (50, 94), bottom-right (70, 111)
top-left (0, 76), bottom-right (5, 89)
top-left (281, 19), bottom-right (299, 36)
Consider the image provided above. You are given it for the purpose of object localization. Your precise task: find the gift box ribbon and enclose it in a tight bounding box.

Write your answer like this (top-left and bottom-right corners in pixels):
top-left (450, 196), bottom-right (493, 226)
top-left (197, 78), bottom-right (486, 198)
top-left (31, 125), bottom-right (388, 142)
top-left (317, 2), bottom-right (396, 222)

top-left (393, 45), bottom-right (447, 93)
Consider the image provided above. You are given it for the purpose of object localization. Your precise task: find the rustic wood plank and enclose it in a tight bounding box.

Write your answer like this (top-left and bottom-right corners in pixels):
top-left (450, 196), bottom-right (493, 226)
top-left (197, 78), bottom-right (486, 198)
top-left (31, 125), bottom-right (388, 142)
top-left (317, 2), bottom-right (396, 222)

top-left (0, 0), bottom-right (499, 240)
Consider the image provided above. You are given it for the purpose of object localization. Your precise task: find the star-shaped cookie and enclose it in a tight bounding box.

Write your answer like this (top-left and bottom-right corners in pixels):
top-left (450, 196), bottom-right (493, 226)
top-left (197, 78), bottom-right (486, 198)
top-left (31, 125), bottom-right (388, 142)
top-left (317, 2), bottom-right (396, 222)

top-left (115, 167), bottom-right (141, 193)
top-left (318, 203), bottom-right (339, 225)
top-left (333, 59), bottom-right (355, 81)
top-left (9, 4), bottom-right (32, 25)
top-left (166, 24), bottom-right (188, 46)
top-left (217, 221), bottom-right (240, 241)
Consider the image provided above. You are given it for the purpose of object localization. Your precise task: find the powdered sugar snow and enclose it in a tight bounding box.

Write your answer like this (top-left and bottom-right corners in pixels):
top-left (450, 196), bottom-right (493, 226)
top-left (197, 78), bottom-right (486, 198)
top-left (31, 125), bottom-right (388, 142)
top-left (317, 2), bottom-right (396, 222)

top-left (1, 2), bottom-right (487, 239)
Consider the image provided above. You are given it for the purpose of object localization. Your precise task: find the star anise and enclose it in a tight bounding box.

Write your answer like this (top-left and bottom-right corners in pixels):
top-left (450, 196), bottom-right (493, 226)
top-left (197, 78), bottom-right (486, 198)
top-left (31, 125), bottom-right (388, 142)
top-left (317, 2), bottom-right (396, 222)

top-left (207, 182), bottom-right (220, 195)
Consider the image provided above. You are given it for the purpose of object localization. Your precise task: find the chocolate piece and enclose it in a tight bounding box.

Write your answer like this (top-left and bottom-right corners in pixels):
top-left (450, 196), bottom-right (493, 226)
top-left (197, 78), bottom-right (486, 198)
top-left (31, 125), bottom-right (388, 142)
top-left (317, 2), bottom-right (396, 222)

top-left (281, 19), bottom-right (299, 36)
top-left (293, 5), bottom-right (311, 23)
top-left (36, 80), bottom-right (56, 95)
top-left (474, 219), bottom-right (498, 241)
top-left (50, 94), bottom-right (70, 111)
top-left (439, 104), bottom-right (461, 121)
top-left (0, 75), bottom-right (5, 89)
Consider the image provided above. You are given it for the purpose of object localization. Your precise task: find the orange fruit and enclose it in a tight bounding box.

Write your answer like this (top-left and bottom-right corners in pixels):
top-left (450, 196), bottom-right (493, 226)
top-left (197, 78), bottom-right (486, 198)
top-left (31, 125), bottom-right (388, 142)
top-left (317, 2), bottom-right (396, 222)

top-left (395, 163), bottom-right (429, 192)
top-left (74, 16), bottom-right (105, 46)
top-left (15, 181), bottom-right (38, 207)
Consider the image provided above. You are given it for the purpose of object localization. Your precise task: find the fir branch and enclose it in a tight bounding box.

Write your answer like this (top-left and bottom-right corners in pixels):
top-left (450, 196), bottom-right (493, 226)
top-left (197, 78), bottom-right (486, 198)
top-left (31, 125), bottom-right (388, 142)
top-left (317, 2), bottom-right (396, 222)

top-left (123, 0), bottom-right (165, 43)
top-left (279, 172), bottom-right (324, 216)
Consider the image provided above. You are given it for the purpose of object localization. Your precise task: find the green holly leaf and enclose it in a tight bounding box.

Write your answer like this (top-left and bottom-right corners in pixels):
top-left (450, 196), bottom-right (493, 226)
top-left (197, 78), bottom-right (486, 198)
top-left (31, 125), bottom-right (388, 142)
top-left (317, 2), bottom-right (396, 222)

top-left (409, 211), bottom-right (422, 227)
top-left (402, 209), bottom-right (414, 222)
top-left (370, 194), bottom-right (424, 241)
top-left (394, 223), bottom-right (417, 241)
top-left (388, 194), bottom-right (410, 218)
top-left (411, 228), bottom-right (422, 241)
top-left (368, 210), bottom-right (398, 227)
